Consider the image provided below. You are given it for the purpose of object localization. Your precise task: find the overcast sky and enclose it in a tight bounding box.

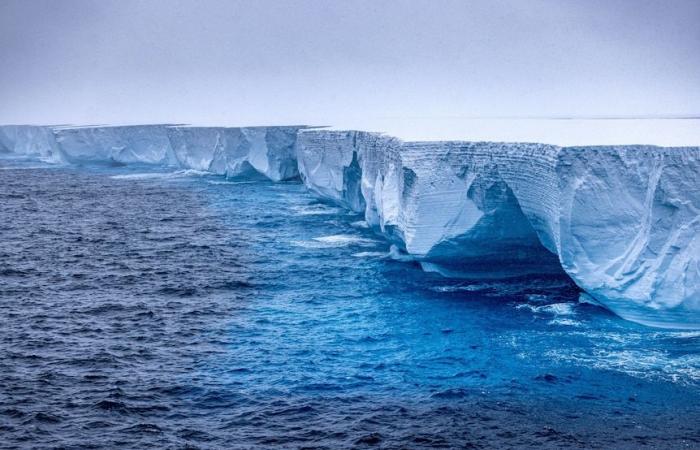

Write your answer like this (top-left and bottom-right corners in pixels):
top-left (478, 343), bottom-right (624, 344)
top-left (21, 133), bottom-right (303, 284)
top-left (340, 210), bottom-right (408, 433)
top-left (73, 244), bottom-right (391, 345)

top-left (1, 0), bottom-right (699, 129)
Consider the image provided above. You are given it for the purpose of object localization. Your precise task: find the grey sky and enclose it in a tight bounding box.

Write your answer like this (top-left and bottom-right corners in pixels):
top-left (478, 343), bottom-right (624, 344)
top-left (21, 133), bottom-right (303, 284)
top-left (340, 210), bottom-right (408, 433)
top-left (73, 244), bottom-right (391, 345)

top-left (1, 0), bottom-right (699, 129)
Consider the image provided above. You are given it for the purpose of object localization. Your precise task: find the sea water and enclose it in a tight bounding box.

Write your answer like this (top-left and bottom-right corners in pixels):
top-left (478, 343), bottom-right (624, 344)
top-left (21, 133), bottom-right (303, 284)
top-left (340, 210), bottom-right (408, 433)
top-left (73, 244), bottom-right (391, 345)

top-left (1, 162), bottom-right (698, 448)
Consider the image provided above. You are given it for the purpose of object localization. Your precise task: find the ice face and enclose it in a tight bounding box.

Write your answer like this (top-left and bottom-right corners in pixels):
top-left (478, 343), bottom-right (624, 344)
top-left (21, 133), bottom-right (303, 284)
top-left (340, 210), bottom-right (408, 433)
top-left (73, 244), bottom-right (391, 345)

top-left (554, 146), bottom-right (700, 328)
top-left (296, 130), bottom-right (367, 212)
top-left (0, 125), bottom-right (63, 163)
top-left (166, 126), bottom-right (248, 173)
top-left (54, 125), bottom-right (177, 165)
top-left (25, 124), bottom-right (305, 180)
top-left (1, 123), bottom-right (698, 329)
top-left (166, 126), bottom-right (302, 180)
top-left (295, 130), bottom-right (404, 239)
top-left (394, 142), bottom-right (565, 277)
top-left (295, 131), bottom-right (700, 329)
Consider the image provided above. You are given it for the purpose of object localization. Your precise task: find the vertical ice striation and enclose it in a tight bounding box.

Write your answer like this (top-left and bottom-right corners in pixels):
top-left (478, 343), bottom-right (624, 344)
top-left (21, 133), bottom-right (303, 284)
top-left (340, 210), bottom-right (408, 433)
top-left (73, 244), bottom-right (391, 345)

top-left (295, 130), bottom-right (700, 329)
top-left (0, 125), bottom-right (64, 163)
top-left (296, 130), bottom-right (367, 212)
top-left (166, 126), bottom-right (302, 180)
top-left (53, 125), bottom-right (177, 165)
top-left (24, 124), bottom-right (304, 180)
top-left (295, 130), bottom-right (404, 239)
top-left (166, 126), bottom-right (250, 174)
top-left (395, 142), bottom-right (564, 277)
top-left (553, 146), bottom-right (700, 328)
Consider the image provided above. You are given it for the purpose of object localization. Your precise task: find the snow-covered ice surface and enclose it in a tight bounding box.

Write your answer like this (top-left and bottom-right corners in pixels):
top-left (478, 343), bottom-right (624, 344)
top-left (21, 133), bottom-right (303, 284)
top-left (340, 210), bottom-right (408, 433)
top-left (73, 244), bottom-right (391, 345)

top-left (1, 123), bottom-right (698, 329)
top-left (324, 117), bottom-right (700, 147)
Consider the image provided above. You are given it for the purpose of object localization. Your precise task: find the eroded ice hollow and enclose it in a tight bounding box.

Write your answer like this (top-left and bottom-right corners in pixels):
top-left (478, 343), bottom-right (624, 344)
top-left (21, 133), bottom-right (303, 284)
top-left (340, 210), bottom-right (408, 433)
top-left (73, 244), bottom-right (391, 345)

top-left (1, 124), bottom-right (698, 329)
top-left (296, 130), bottom-right (700, 330)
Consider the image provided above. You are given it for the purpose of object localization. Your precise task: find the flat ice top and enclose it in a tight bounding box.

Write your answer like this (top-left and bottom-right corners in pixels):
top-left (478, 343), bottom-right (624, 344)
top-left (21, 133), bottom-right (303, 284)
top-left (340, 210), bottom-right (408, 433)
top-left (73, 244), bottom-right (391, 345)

top-left (324, 118), bottom-right (700, 147)
top-left (8, 118), bottom-right (699, 147)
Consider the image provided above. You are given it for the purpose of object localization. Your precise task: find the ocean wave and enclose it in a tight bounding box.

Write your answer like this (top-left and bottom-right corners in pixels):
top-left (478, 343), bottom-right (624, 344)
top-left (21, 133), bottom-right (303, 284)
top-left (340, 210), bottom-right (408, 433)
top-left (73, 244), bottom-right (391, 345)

top-left (110, 169), bottom-right (211, 180)
top-left (290, 204), bottom-right (344, 216)
top-left (291, 234), bottom-right (380, 249)
top-left (517, 302), bottom-right (577, 316)
top-left (351, 251), bottom-right (388, 258)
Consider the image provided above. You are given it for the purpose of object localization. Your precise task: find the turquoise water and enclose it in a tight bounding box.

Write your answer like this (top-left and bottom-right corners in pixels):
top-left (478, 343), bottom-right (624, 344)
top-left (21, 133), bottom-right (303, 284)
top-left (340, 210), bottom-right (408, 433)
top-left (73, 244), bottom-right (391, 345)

top-left (1, 162), bottom-right (699, 448)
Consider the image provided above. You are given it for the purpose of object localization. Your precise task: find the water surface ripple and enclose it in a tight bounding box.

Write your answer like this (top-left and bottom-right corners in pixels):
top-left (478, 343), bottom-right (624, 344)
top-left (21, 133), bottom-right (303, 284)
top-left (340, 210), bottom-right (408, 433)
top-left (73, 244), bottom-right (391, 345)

top-left (1, 164), bottom-right (699, 449)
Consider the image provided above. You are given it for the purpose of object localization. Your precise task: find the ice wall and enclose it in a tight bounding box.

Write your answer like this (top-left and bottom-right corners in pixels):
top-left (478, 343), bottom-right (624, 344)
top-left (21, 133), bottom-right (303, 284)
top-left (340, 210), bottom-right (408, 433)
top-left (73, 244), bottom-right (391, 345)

top-left (0, 125), bottom-right (63, 163)
top-left (6, 125), bottom-right (305, 180)
top-left (553, 146), bottom-right (700, 328)
top-left (53, 125), bottom-right (176, 165)
top-left (296, 130), bottom-right (700, 329)
top-left (1, 123), bottom-right (698, 329)
top-left (166, 126), bottom-right (301, 181)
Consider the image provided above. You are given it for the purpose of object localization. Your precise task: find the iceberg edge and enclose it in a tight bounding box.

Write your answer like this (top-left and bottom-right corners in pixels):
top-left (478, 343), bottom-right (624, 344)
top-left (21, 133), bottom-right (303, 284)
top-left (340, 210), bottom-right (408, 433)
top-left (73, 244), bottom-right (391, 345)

top-left (2, 124), bottom-right (698, 329)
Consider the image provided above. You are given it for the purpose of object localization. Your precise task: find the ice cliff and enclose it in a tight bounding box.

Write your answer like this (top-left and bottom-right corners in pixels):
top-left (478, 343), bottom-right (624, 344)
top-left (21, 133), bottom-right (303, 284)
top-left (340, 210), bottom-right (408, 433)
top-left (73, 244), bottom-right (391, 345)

top-left (45, 124), bottom-right (303, 180)
top-left (1, 124), bottom-right (698, 329)
top-left (297, 131), bottom-right (700, 329)
top-left (0, 125), bottom-right (63, 163)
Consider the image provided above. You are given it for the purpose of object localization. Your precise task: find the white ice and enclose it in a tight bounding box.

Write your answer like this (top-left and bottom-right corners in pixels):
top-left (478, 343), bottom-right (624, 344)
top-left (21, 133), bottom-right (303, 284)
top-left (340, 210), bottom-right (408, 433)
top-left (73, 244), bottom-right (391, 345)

top-left (1, 123), bottom-right (698, 329)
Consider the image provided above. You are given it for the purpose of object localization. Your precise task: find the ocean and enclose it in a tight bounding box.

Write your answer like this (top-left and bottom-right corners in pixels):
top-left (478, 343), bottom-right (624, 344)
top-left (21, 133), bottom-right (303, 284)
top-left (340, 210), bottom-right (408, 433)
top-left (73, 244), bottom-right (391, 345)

top-left (1, 162), bottom-right (698, 449)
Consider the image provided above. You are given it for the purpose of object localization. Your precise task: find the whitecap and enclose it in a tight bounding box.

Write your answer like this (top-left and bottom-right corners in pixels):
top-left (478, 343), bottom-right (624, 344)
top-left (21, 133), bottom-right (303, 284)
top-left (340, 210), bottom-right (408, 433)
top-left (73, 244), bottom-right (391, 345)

top-left (110, 172), bottom-right (169, 180)
top-left (207, 180), bottom-right (258, 185)
top-left (516, 302), bottom-right (577, 316)
top-left (351, 251), bottom-right (387, 258)
top-left (548, 318), bottom-right (582, 327)
top-left (313, 234), bottom-right (379, 246)
top-left (538, 303), bottom-right (576, 316)
top-left (290, 234), bottom-right (380, 249)
top-left (290, 204), bottom-right (344, 216)
top-left (431, 284), bottom-right (479, 293)
top-left (545, 348), bottom-right (700, 385)
top-left (526, 294), bottom-right (550, 303)
top-left (110, 169), bottom-right (211, 180)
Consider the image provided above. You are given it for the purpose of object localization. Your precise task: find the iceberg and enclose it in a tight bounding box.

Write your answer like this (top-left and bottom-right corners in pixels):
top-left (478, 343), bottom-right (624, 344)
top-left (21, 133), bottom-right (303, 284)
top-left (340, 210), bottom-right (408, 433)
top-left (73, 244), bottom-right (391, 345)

top-left (0, 125), bottom-right (63, 163)
top-left (296, 130), bottom-right (700, 329)
top-left (50, 125), bottom-right (177, 166)
top-left (166, 126), bottom-right (302, 181)
top-left (1, 123), bottom-right (698, 329)
top-left (53, 124), bottom-right (177, 165)
top-left (24, 124), bottom-right (305, 180)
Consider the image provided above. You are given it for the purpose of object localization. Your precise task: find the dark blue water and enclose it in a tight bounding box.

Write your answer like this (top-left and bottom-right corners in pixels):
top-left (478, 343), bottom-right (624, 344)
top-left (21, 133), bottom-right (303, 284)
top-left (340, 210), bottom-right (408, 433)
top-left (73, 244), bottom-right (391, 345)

top-left (1, 162), bottom-right (699, 449)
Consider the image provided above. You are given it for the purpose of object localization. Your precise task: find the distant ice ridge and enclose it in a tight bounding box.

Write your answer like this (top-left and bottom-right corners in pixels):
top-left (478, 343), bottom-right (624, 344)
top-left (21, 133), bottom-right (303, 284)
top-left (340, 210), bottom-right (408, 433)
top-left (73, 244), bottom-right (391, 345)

top-left (54, 125), bottom-right (178, 166)
top-left (166, 126), bottom-right (301, 181)
top-left (1, 124), bottom-right (698, 329)
top-left (0, 125), bottom-right (63, 163)
top-left (1, 124), bottom-right (305, 180)
top-left (296, 130), bottom-right (700, 330)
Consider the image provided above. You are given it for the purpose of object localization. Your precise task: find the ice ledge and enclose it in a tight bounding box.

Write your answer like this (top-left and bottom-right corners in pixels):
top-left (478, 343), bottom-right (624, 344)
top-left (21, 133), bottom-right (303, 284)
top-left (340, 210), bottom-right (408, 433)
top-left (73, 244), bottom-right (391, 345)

top-left (1, 124), bottom-right (698, 329)
top-left (295, 131), bottom-right (700, 330)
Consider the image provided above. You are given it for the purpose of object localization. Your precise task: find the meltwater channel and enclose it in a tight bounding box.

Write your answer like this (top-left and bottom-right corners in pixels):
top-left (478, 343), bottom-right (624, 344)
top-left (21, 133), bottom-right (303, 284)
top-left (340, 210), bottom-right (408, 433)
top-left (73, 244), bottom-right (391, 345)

top-left (1, 161), bottom-right (699, 449)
